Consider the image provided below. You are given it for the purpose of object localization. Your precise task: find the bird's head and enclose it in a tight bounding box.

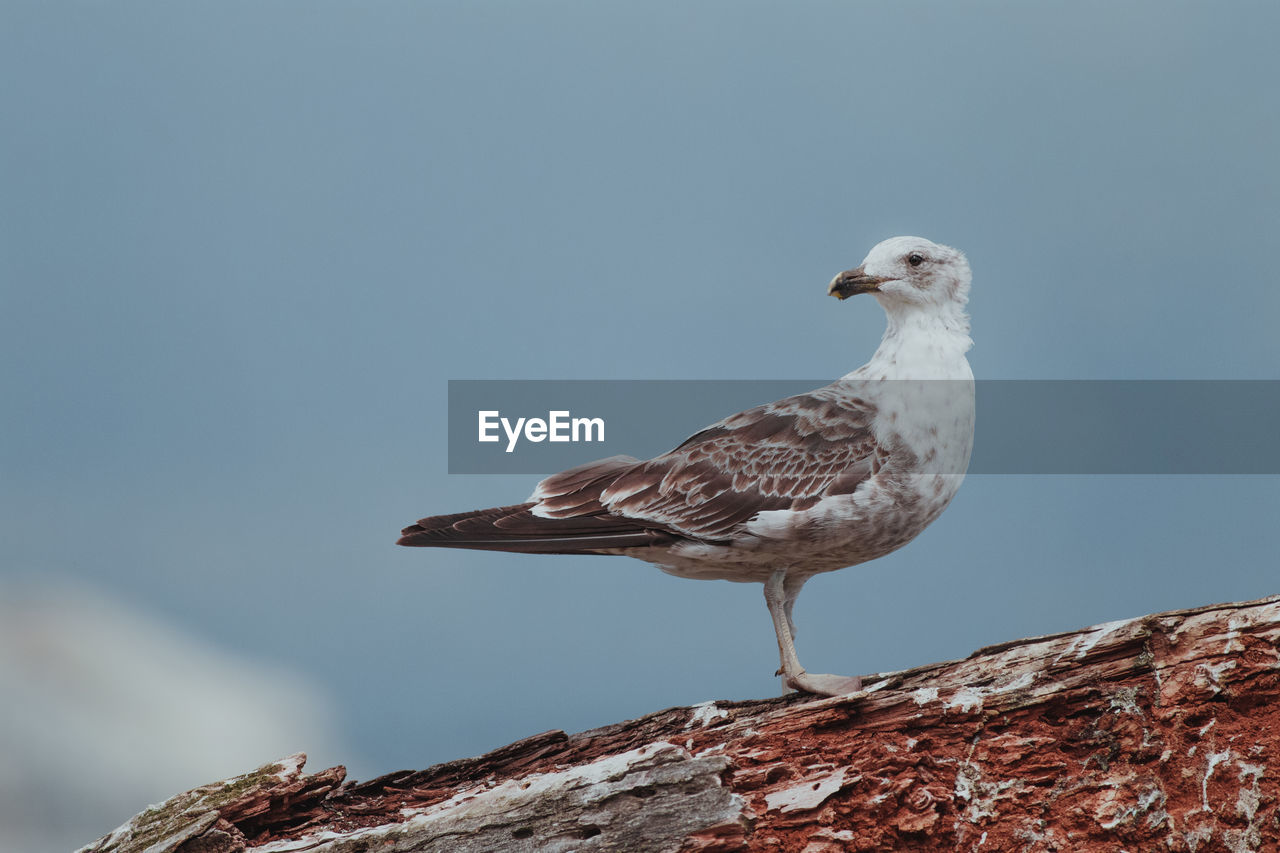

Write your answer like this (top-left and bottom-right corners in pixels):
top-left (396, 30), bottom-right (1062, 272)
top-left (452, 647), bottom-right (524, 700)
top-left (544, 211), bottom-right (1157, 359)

top-left (828, 236), bottom-right (970, 314)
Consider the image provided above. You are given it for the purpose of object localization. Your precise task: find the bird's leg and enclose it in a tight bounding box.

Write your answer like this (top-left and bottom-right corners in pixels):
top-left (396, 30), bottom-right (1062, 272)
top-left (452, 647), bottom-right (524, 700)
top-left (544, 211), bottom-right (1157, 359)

top-left (783, 572), bottom-right (806, 642)
top-left (764, 568), bottom-right (805, 680)
top-left (764, 569), bottom-right (863, 697)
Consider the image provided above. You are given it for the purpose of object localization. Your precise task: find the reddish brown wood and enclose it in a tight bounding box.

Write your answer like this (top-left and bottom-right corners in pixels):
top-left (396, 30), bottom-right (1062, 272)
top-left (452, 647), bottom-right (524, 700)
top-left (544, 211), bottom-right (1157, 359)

top-left (81, 596), bottom-right (1280, 853)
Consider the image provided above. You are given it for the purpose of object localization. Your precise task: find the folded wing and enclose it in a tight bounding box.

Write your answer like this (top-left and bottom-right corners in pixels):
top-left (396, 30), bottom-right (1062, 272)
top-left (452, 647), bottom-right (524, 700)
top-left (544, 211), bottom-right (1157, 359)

top-left (398, 389), bottom-right (882, 554)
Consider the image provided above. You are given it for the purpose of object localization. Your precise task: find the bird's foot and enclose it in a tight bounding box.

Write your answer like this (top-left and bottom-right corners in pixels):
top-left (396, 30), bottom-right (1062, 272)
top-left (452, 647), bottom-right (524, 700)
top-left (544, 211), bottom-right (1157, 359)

top-left (784, 671), bottom-right (864, 697)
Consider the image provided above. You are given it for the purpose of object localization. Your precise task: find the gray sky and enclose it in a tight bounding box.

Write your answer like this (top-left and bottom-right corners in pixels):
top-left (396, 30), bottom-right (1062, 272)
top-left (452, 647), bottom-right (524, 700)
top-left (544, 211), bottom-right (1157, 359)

top-left (3, 1), bottom-right (1279, 845)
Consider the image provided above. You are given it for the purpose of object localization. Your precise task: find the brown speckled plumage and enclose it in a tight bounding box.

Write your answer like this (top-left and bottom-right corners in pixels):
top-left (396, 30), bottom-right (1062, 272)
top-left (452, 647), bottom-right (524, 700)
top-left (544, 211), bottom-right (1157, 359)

top-left (399, 236), bottom-right (975, 696)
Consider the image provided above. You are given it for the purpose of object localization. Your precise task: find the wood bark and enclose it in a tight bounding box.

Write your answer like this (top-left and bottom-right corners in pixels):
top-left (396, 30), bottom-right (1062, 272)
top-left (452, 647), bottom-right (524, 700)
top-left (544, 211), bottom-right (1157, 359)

top-left (80, 595), bottom-right (1280, 852)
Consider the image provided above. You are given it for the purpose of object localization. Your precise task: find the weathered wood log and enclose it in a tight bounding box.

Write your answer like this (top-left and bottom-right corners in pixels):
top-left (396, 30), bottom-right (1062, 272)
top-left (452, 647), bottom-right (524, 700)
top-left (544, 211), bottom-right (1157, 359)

top-left (80, 595), bottom-right (1280, 852)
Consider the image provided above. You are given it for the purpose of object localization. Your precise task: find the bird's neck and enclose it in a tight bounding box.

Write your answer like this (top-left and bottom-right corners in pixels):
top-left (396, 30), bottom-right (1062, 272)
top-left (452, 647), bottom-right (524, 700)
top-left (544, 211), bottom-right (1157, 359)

top-left (848, 306), bottom-right (973, 381)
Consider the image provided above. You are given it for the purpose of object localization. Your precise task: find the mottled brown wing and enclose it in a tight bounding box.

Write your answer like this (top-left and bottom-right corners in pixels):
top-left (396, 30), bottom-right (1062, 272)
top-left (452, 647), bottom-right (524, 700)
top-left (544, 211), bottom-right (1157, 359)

top-left (534, 391), bottom-right (882, 543)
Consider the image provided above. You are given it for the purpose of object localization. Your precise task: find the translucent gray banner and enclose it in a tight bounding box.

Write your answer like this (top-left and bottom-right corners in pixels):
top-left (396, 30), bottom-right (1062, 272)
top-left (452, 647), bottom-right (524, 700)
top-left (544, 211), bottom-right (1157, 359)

top-left (446, 380), bottom-right (1280, 475)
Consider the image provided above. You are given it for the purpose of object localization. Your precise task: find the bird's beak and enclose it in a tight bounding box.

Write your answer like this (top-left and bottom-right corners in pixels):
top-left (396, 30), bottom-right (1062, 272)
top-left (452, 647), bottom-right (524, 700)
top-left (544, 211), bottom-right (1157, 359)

top-left (828, 266), bottom-right (894, 300)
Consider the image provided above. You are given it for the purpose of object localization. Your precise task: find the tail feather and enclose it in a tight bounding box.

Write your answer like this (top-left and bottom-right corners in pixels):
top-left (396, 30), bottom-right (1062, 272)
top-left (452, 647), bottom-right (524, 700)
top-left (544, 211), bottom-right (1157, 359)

top-left (397, 502), bottom-right (676, 554)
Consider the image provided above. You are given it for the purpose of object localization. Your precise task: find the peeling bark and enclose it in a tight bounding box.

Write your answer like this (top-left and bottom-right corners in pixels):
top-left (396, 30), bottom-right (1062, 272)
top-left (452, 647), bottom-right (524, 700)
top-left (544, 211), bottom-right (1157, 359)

top-left (80, 595), bottom-right (1280, 852)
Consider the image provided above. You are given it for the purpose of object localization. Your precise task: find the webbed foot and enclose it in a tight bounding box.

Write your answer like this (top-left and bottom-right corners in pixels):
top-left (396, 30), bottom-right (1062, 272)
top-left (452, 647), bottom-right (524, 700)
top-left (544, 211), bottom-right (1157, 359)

top-left (784, 671), bottom-right (863, 697)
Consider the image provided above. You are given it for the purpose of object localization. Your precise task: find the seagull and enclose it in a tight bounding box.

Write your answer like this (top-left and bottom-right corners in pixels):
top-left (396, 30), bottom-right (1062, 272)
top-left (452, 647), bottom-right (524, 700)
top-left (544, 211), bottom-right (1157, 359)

top-left (399, 236), bottom-right (974, 697)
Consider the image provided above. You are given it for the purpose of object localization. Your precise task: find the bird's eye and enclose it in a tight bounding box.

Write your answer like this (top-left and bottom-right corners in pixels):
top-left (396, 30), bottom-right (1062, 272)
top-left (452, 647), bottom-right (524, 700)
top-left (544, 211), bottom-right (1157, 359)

top-left (908, 253), bottom-right (925, 267)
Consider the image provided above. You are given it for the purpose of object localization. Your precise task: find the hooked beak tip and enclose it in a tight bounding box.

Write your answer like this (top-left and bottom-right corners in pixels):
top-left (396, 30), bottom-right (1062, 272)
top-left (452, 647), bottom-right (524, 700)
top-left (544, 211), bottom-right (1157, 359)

top-left (828, 267), bottom-right (892, 300)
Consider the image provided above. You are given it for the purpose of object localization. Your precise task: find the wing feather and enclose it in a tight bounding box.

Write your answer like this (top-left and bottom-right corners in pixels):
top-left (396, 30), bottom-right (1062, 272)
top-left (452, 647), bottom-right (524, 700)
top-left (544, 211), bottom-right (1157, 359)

top-left (399, 387), bottom-right (882, 553)
top-left (593, 389), bottom-right (883, 541)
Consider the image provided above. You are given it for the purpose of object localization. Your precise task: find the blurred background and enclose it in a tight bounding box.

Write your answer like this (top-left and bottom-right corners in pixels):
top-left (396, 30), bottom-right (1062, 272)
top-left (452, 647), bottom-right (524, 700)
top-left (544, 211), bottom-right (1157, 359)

top-left (2, 2), bottom-right (1277, 850)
